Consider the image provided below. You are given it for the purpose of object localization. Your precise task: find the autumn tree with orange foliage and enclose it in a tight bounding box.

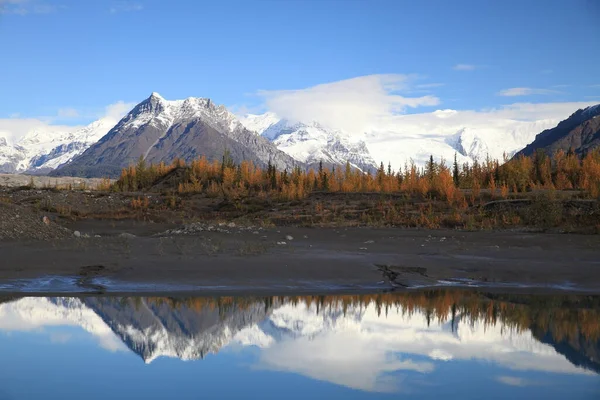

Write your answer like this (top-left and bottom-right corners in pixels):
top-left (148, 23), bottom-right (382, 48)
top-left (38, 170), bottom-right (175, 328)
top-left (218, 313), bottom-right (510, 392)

top-left (111, 148), bottom-right (600, 201)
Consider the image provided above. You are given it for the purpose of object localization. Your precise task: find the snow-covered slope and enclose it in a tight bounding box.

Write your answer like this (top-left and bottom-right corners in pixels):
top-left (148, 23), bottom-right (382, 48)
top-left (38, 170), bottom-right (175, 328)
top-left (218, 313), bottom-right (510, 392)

top-left (3, 96), bottom-right (588, 176)
top-left (119, 92), bottom-right (242, 135)
top-left (0, 117), bottom-right (117, 174)
top-left (241, 113), bottom-right (378, 172)
top-left (54, 93), bottom-right (300, 178)
top-left (241, 109), bottom-right (560, 171)
top-left (366, 113), bottom-right (558, 169)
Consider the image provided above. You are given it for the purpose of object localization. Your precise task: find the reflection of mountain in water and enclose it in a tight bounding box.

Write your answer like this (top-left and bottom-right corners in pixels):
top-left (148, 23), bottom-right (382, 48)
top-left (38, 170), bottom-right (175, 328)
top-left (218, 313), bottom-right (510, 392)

top-left (533, 325), bottom-right (600, 374)
top-left (0, 292), bottom-right (599, 381)
top-left (82, 297), bottom-right (270, 363)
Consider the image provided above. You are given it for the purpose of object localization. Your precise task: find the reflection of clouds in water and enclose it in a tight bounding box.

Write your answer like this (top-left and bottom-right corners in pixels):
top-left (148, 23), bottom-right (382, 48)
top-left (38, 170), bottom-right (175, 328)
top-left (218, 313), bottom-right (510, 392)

top-left (0, 296), bottom-right (595, 394)
top-left (258, 331), bottom-right (434, 393)
top-left (0, 298), bottom-right (126, 353)
top-left (496, 376), bottom-right (540, 387)
top-left (233, 303), bottom-right (592, 393)
top-left (49, 332), bottom-right (72, 344)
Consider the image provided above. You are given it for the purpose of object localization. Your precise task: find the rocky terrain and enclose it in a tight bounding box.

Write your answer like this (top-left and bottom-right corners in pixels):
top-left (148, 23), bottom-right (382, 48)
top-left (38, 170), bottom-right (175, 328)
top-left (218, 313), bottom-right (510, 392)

top-left (241, 112), bottom-right (378, 172)
top-left (0, 202), bottom-right (71, 241)
top-left (52, 93), bottom-right (300, 178)
top-left (516, 104), bottom-right (600, 157)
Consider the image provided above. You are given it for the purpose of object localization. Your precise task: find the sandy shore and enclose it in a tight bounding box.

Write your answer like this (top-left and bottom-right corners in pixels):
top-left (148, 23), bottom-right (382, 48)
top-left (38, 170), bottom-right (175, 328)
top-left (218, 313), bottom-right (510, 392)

top-left (1, 225), bottom-right (599, 295)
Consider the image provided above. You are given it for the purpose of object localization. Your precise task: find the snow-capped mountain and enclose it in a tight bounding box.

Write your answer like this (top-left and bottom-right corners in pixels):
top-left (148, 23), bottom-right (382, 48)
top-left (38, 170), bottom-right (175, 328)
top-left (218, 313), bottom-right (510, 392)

top-left (4, 98), bottom-right (597, 177)
top-left (241, 113), bottom-right (378, 172)
top-left (53, 93), bottom-right (300, 178)
top-left (240, 109), bottom-right (564, 172)
top-left (364, 112), bottom-right (570, 170)
top-left (0, 296), bottom-right (596, 393)
top-left (0, 118), bottom-right (115, 174)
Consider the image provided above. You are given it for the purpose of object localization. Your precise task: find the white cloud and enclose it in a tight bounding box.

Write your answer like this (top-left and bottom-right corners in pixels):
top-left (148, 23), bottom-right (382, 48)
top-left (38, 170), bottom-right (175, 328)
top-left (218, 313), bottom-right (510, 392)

top-left (110, 1), bottom-right (143, 13)
top-left (591, 84), bottom-right (600, 89)
top-left (0, 298), bottom-right (127, 353)
top-left (57, 108), bottom-right (80, 119)
top-left (234, 302), bottom-right (591, 394)
top-left (103, 101), bottom-right (136, 120)
top-left (250, 74), bottom-right (596, 169)
top-left (50, 332), bottom-right (73, 344)
top-left (496, 376), bottom-right (540, 387)
top-left (417, 83), bottom-right (445, 88)
top-left (453, 64), bottom-right (477, 71)
top-left (0, 0), bottom-right (57, 15)
top-left (257, 74), bottom-right (440, 135)
top-left (0, 101), bottom-right (134, 145)
top-left (497, 87), bottom-right (560, 97)
top-left (365, 101), bottom-right (597, 169)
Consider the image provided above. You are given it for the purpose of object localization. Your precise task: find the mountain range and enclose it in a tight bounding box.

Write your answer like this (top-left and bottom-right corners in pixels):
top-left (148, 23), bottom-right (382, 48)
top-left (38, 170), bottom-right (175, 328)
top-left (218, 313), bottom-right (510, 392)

top-left (240, 112), bottom-right (378, 172)
top-left (0, 296), bottom-right (596, 393)
top-left (1, 93), bottom-right (598, 177)
top-left (0, 117), bottom-right (117, 174)
top-left (52, 93), bottom-right (300, 178)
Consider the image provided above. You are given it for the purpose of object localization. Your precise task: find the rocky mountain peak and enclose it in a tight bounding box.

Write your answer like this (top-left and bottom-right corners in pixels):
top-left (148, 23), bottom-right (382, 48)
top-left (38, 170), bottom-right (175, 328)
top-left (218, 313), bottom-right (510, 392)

top-left (52, 94), bottom-right (300, 177)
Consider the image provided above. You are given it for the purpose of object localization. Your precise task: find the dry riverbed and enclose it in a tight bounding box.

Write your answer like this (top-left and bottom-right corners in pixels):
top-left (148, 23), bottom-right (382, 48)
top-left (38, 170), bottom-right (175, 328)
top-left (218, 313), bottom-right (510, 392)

top-left (0, 185), bottom-right (599, 295)
top-left (1, 219), bottom-right (599, 295)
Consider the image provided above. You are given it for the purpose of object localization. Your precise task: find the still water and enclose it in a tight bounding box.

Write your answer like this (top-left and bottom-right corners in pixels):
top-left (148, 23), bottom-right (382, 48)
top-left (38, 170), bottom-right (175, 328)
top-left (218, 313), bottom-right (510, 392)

top-left (0, 291), bottom-right (598, 399)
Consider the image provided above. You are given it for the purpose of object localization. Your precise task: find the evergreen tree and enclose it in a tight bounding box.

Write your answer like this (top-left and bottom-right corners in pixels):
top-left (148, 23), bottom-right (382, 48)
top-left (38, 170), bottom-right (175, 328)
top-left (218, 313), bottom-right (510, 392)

top-left (453, 153), bottom-right (460, 187)
top-left (322, 171), bottom-right (329, 191)
top-left (377, 162), bottom-right (385, 186)
top-left (426, 155), bottom-right (436, 181)
top-left (222, 149), bottom-right (234, 170)
top-left (270, 164), bottom-right (277, 189)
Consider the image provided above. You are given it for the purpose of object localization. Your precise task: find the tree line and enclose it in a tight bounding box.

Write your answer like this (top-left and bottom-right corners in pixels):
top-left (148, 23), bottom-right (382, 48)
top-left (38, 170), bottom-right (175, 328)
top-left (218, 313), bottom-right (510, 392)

top-left (111, 147), bottom-right (600, 202)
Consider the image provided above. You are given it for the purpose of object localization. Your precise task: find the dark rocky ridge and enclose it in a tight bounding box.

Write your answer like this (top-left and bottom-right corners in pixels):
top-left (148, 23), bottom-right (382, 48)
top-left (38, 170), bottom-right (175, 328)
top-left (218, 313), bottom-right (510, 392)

top-left (515, 105), bottom-right (600, 157)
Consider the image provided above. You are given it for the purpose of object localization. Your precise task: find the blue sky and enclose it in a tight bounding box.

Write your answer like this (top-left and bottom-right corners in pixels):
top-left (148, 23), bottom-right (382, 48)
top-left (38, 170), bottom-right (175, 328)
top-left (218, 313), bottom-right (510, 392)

top-left (1, 0), bottom-right (599, 125)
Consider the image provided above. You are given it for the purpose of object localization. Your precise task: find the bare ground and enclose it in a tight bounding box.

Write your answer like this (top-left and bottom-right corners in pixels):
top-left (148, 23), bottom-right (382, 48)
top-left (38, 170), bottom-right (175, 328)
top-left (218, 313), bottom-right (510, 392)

top-left (0, 186), bottom-right (599, 295)
top-left (0, 223), bottom-right (599, 295)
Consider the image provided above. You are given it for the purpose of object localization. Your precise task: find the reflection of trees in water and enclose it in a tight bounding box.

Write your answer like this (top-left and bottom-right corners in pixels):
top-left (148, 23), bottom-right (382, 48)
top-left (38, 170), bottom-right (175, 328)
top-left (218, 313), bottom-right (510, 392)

top-left (143, 290), bottom-right (600, 342)
top-left (145, 291), bottom-right (600, 373)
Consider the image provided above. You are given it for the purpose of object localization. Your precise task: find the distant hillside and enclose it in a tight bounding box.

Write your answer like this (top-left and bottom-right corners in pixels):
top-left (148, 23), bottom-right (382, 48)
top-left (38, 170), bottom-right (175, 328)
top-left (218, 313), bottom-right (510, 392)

top-left (515, 104), bottom-right (600, 157)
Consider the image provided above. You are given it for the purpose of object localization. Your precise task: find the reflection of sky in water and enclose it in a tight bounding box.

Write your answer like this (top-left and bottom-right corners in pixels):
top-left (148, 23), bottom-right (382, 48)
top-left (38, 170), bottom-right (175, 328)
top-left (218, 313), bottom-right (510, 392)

top-left (0, 297), bottom-right (598, 399)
